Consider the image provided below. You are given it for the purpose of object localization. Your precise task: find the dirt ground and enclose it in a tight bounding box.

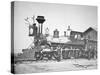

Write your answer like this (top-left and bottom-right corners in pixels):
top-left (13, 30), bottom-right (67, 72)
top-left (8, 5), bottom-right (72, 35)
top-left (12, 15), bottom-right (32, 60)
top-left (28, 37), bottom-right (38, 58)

top-left (14, 59), bottom-right (97, 74)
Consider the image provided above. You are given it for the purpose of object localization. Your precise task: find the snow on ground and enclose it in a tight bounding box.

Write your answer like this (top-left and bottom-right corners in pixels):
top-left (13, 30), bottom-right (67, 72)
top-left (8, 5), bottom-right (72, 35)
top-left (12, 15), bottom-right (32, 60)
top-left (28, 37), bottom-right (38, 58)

top-left (14, 59), bottom-right (97, 74)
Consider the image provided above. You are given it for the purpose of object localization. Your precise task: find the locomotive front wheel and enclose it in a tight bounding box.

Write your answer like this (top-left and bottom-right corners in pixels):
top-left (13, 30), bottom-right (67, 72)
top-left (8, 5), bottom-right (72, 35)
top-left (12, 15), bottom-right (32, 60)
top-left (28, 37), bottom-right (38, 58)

top-left (48, 54), bottom-right (52, 60)
top-left (35, 52), bottom-right (42, 61)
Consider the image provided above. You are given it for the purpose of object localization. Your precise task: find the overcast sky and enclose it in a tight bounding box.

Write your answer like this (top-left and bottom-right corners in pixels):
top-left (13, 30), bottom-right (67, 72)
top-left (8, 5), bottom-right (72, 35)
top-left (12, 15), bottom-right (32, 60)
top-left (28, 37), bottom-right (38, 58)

top-left (14, 1), bottom-right (97, 53)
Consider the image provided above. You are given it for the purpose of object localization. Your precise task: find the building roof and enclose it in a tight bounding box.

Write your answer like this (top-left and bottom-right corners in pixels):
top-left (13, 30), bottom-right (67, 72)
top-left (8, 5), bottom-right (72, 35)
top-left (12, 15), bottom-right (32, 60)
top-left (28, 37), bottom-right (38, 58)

top-left (83, 27), bottom-right (97, 34)
top-left (70, 31), bottom-right (83, 36)
top-left (70, 27), bottom-right (97, 35)
top-left (92, 27), bottom-right (97, 31)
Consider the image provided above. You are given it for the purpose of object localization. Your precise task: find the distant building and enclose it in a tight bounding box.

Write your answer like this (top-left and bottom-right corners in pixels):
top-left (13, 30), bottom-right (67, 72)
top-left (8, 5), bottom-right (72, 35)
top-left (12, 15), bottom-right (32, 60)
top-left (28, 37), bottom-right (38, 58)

top-left (83, 27), bottom-right (97, 50)
top-left (53, 29), bottom-right (59, 38)
top-left (51, 26), bottom-right (97, 50)
top-left (83, 27), bottom-right (97, 41)
top-left (63, 26), bottom-right (71, 38)
top-left (70, 31), bottom-right (83, 40)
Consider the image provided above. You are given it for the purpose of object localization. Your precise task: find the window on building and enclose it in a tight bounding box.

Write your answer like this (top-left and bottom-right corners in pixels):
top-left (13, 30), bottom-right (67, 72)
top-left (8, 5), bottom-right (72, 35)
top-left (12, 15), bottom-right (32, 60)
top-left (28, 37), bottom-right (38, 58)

top-left (88, 35), bottom-right (90, 39)
top-left (78, 34), bottom-right (81, 39)
top-left (75, 34), bottom-right (78, 39)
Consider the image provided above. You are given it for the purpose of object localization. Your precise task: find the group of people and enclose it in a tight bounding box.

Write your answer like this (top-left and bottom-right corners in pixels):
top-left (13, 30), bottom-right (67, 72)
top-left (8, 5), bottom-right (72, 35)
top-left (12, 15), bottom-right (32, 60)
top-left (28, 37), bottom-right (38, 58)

top-left (40, 45), bottom-right (97, 60)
